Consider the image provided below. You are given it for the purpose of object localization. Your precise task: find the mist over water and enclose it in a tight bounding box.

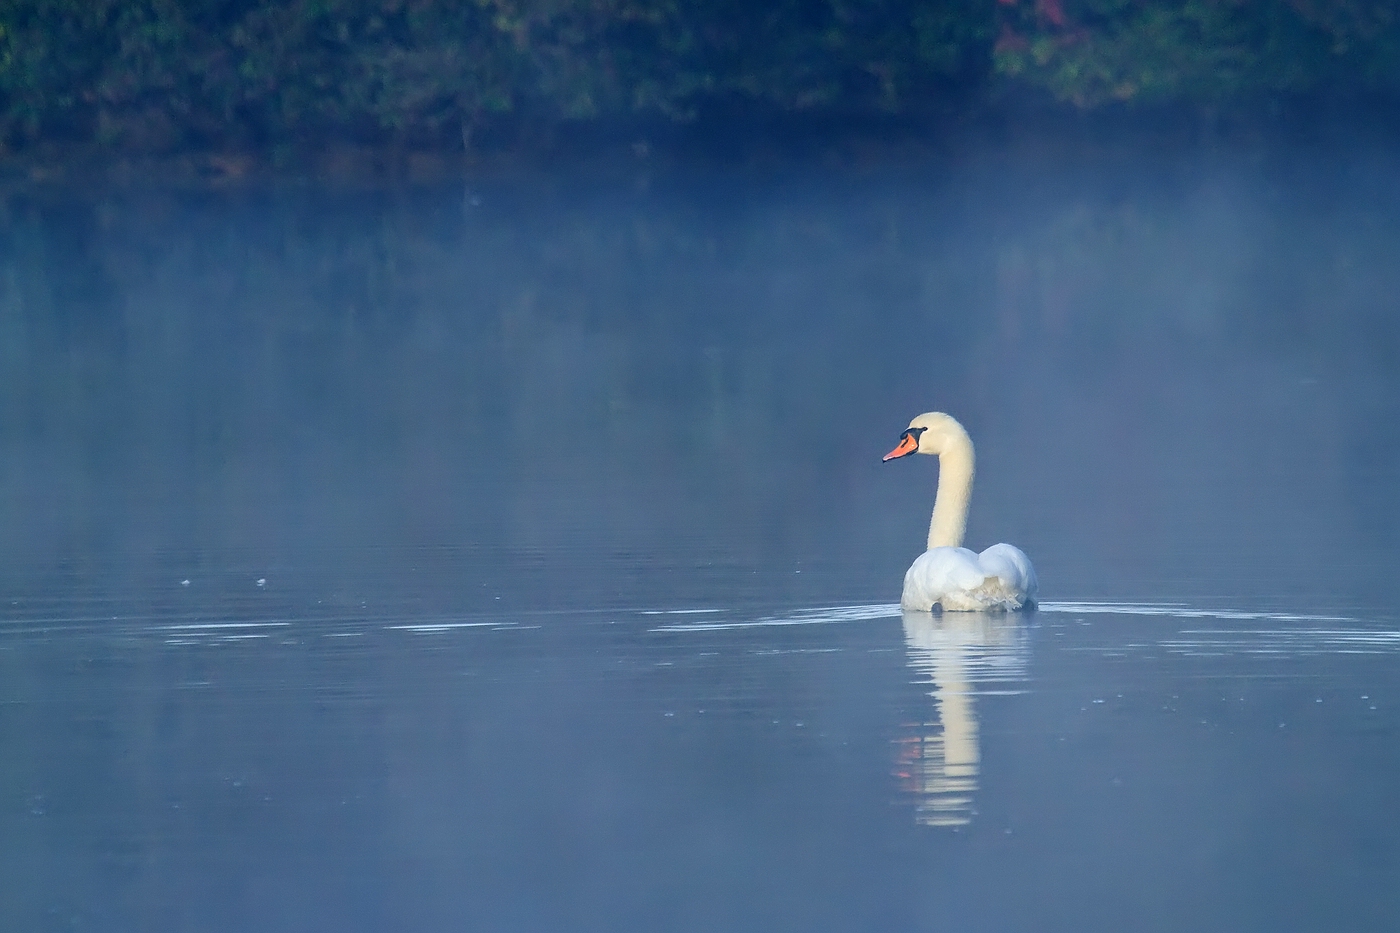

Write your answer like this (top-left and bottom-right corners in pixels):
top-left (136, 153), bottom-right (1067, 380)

top-left (5, 146), bottom-right (1399, 608)
top-left (2, 141), bottom-right (1398, 930)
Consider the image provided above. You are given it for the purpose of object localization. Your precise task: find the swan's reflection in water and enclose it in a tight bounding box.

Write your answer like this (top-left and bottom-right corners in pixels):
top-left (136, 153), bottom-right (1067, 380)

top-left (896, 610), bottom-right (1029, 827)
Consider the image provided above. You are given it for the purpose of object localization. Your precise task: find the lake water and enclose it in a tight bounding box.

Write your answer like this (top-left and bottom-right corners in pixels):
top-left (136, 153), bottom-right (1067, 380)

top-left (1, 142), bottom-right (1398, 930)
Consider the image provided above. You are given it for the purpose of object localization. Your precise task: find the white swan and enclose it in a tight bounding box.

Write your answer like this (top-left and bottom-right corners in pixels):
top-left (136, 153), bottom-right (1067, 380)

top-left (884, 412), bottom-right (1037, 612)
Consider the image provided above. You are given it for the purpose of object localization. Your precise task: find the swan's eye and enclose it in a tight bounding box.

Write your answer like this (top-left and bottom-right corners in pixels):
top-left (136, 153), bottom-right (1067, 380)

top-left (883, 428), bottom-right (924, 461)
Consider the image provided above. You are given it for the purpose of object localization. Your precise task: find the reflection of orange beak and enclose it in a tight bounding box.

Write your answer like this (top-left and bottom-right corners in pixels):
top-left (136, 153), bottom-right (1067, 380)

top-left (883, 432), bottom-right (919, 461)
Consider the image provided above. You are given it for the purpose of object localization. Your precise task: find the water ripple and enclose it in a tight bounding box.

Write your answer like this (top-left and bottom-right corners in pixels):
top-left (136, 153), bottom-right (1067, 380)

top-left (648, 604), bottom-right (901, 632)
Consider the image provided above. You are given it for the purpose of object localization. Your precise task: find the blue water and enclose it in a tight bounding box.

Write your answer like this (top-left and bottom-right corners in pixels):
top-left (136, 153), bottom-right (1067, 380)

top-left (1, 145), bottom-right (1398, 930)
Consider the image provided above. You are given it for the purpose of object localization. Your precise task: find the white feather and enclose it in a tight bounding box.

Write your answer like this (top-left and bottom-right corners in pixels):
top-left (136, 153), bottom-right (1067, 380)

top-left (901, 544), bottom-right (1038, 612)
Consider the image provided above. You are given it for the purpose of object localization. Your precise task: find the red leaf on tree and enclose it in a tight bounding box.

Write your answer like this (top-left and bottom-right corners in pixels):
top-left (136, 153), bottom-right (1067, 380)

top-left (1036, 0), bottom-right (1067, 27)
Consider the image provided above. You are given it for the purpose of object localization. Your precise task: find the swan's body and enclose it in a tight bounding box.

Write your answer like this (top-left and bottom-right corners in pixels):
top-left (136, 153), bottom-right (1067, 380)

top-left (901, 544), bottom-right (1037, 612)
top-left (884, 413), bottom-right (1037, 612)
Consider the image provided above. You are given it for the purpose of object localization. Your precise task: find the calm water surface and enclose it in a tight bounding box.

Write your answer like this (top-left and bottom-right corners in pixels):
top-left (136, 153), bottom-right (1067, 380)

top-left (2, 146), bottom-right (1399, 930)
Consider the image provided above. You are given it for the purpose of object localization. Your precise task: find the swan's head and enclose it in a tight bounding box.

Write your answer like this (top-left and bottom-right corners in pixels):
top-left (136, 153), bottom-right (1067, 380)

top-left (882, 412), bottom-right (970, 461)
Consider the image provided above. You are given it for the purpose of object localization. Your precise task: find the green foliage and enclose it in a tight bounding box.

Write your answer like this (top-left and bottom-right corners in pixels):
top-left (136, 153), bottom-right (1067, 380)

top-left (0, 0), bottom-right (528, 149)
top-left (0, 0), bottom-right (1394, 155)
top-left (993, 0), bottom-right (1400, 106)
top-left (0, 0), bottom-right (1001, 152)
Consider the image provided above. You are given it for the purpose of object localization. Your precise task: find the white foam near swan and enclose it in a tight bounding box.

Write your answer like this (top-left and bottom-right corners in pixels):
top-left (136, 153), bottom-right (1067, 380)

top-left (884, 412), bottom-right (1037, 612)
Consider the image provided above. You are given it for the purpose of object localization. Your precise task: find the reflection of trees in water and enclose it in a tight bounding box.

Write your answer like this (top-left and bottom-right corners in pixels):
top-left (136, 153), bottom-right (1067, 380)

top-left (0, 189), bottom-right (989, 583)
top-left (895, 610), bottom-right (1027, 827)
top-left (0, 192), bottom-right (962, 601)
top-left (2, 185), bottom-right (1396, 597)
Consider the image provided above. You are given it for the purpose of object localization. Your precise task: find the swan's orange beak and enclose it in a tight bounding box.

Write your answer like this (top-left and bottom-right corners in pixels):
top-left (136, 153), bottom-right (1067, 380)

top-left (883, 431), bottom-right (920, 462)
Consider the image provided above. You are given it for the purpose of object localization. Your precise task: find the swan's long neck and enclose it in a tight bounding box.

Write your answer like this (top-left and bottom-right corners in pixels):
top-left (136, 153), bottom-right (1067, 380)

top-left (929, 431), bottom-right (974, 550)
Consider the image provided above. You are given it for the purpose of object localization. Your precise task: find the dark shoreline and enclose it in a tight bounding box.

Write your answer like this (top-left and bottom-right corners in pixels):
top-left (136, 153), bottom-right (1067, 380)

top-left (4, 93), bottom-right (1398, 195)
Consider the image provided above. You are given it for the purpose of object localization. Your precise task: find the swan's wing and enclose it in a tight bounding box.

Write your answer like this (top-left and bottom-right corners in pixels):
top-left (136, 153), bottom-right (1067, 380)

top-left (903, 547), bottom-right (987, 609)
top-left (977, 544), bottom-right (1038, 601)
top-left (911, 547), bottom-right (987, 589)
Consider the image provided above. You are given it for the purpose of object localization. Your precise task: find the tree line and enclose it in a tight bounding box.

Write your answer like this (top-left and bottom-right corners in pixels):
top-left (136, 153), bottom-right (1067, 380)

top-left (1, 0), bottom-right (1395, 156)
